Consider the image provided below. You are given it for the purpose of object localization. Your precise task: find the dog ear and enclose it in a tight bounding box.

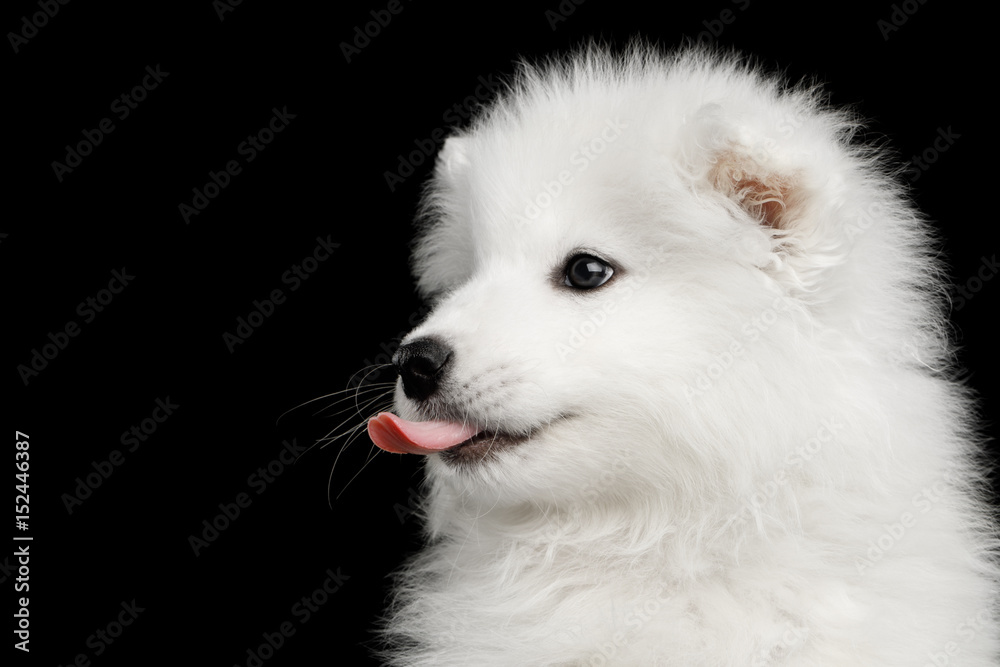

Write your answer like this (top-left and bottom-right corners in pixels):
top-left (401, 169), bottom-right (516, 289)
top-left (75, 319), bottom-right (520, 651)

top-left (685, 102), bottom-right (803, 233)
top-left (709, 151), bottom-right (792, 230)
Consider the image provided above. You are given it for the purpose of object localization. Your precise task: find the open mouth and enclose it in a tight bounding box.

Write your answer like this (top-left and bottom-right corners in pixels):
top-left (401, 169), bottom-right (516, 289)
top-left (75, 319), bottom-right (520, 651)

top-left (367, 412), bottom-right (534, 463)
top-left (439, 430), bottom-right (533, 464)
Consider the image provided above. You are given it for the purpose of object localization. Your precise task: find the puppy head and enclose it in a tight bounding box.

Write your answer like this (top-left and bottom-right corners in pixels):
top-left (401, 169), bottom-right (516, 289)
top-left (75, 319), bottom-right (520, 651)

top-left (373, 46), bottom-right (940, 512)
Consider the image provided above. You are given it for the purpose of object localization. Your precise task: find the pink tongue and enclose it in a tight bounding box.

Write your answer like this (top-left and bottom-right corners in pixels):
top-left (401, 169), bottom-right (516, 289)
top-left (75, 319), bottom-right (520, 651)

top-left (368, 412), bottom-right (482, 455)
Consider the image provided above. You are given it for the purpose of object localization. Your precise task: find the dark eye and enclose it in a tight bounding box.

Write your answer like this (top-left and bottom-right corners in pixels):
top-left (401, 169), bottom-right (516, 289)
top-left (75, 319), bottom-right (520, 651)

top-left (564, 254), bottom-right (614, 290)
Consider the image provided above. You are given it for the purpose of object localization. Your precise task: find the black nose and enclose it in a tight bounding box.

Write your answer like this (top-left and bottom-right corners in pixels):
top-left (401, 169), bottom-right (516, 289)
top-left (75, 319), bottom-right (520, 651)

top-left (393, 337), bottom-right (452, 401)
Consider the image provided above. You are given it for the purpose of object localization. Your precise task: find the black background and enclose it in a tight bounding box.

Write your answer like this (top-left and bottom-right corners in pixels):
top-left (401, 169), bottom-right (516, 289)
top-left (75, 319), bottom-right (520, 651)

top-left (7, 1), bottom-right (996, 665)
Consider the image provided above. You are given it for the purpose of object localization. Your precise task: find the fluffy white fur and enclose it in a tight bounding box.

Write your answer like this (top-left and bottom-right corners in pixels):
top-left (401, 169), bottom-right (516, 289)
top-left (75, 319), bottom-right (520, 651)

top-left (377, 45), bottom-right (999, 665)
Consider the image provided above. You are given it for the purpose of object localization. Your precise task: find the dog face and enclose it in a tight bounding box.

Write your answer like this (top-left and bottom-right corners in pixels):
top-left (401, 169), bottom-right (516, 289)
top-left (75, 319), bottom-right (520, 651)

top-left (370, 49), bottom-right (934, 509)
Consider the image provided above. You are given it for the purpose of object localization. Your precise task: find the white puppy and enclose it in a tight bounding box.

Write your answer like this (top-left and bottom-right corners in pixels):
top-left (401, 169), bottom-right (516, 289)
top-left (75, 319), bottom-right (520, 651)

top-left (366, 45), bottom-right (999, 665)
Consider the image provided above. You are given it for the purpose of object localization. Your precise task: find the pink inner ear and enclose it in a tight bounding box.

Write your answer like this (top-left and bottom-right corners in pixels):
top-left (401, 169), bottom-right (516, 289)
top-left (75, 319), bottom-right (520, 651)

top-left (733, 175), bottom-right (788, 229)
top-left (712, 153), bottom-right (790, 229)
